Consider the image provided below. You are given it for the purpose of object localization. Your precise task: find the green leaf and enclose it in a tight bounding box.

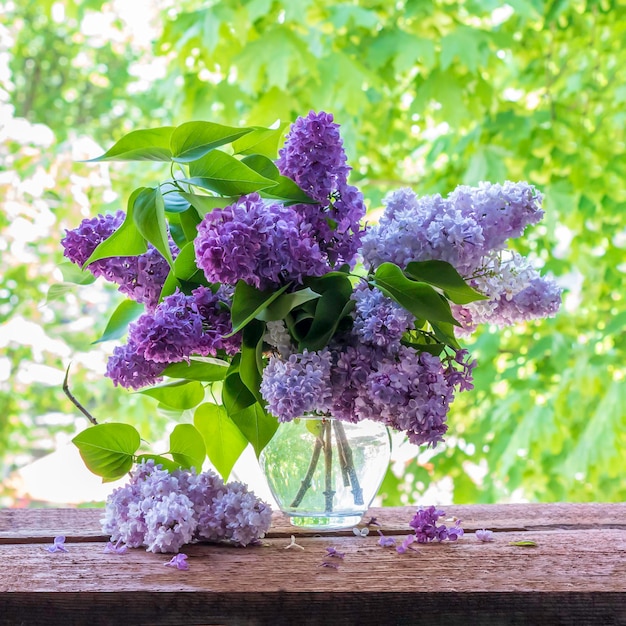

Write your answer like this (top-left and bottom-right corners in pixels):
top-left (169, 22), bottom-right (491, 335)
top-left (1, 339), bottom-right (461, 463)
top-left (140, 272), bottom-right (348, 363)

top-left (241, 154), bottom-right (317, 204)
top-left (162, 357), bottom-right (230, 382)
top-left (239, 320), bottom-right (266, 404)
top-left (84, 188), bottom-right (148, 268)
top-left (46, 283), bottom-right (76, 303)
top-left (184, 150), bottom-right (277, 196)
top-left (72, 423), bottom-right (141, 481)
top-left (299, 274), bottom-right (354, 350)
top-left (179, 192), bottom-right (235, 217)
top-left (405, 260), bottom-right (488, 305)
top-left (430, 322), bottom-right (461, 351)
top-left (171, 241), bottom-right (202, 281)
top-left (256, 287), bottom-right (321, 322)
top-left (223, 370), bottom-right (257, 415)
top-left (58, 262), bottom-right (96, 285)
top-left (178, 207), bottom-right (202, 242)
top-left (231, 124), bottom-right (288, 158)
top-left (170, 121), bottom-right (253, 163)
top-left (133, 187), bottom-right (174, 267)
top-left (194, 402), bottom-right (248, 480)
top-left (229, 402), bottom-right (278, 458)
top-left (230, 280), bottom-right (291, 335)
top-left (89, 127), bottom-right (175, 162)
top-left (168, 423), bottom-right (206, 469)
top-left (135, 454), bottom-right (181, 473)
top-left (372, 263), bottom-right (460, 326)
top-left (93, 299), bottom-right (144, 344)
top-left (509, 541), bottom-right (538, 547)
top-left (139, 380), bottom-right (205, 410)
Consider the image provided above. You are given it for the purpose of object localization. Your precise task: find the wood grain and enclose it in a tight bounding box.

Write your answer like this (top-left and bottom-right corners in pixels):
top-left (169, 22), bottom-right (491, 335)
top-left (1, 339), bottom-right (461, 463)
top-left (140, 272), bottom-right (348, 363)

top-left (1, 505), bottom-right (624, 625)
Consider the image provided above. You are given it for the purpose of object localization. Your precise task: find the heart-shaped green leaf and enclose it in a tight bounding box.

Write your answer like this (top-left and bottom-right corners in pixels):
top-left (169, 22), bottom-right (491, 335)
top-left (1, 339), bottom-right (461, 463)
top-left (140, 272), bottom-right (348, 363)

top-left (168, 423), bottom-right (206, 470)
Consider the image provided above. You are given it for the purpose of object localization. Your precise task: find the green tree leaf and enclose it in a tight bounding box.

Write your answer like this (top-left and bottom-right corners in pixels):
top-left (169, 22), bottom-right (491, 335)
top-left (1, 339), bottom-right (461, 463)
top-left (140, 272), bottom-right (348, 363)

top-left (89, 127), bottom-right (175, 161)
top-left (139, 380), bottom-right (205, 410)
top-left (405, 260), bottom-right (488, 304)
top-left (72, 423), bottom-right (141, 481)
top-left (135, 454), bottom-right (182, 473)
top-left (58, 262), bottom-right (96, 285)
top-left (194, 402), bottom-right (248, 480)
top-left (239, 319), bottom-right (266, 404)
top-left (373, 263), bottom-right (460, 326)
top-left (179, 192), bottom-right (235, 218)
top-left (93, 298), bottom-right (144, 344)
top-left (256, 287), bottom-right (321, 321)
top-left (170, 121), bottom-right (253, 162)
top-left (168, 423), bottom-right (206, 469)
top-left (231, 124), bottom-right (288, 158)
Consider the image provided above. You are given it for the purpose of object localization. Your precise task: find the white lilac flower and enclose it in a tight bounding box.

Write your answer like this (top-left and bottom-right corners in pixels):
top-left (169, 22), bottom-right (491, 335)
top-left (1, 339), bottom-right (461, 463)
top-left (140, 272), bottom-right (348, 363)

top-left (264, 320), bottom-right (294, 357)
top-left (476, 529), bottom-right (495, 542)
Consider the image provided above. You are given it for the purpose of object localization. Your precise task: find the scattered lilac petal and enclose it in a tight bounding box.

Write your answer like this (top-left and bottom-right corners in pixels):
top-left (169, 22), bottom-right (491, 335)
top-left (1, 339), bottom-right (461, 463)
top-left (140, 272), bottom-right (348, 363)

top-left (284, 535), bottom-right (305, 551)
top-left (104, 539), bottom-right (129, 554)
top-left (352, 527), bottom-right (369, 537)
top-left (397, 535), bottom-right (419, 554)
top-left (365, 516), bottom-right (381, 527)
top-left (319, 561), bottom-right (340, 569)
top-left (377, 530), bottom-right (397, 548)
top-left (164, 553), bottom-right (189, 570)
top-left (325, 546), bottom-right (345, 559)
top-left (46, 536), bottom-right (68, 553)
top-left (476, 529), bottom-right (495, 542)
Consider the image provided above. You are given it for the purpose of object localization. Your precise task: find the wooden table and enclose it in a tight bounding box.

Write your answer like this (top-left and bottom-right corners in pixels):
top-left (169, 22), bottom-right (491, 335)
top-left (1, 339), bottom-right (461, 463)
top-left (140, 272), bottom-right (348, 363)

top-left (1, 503), bottom-right (625, 625)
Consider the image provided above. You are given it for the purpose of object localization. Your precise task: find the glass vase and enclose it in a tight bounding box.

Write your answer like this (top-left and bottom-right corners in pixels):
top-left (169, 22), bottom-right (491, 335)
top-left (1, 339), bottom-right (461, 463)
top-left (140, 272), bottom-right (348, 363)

top-left (259, 417), bottom-right (391, 529)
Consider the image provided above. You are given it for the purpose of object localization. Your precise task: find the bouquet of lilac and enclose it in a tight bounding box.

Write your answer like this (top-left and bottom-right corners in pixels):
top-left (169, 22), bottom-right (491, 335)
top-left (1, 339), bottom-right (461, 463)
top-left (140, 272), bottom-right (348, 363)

top-left (61, 111), bottom-right (560, 519)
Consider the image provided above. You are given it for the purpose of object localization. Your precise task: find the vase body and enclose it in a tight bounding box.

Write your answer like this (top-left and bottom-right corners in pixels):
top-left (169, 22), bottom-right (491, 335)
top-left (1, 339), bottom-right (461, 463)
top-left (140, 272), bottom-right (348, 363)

top-left (259, 417), bottom-right (391, 529)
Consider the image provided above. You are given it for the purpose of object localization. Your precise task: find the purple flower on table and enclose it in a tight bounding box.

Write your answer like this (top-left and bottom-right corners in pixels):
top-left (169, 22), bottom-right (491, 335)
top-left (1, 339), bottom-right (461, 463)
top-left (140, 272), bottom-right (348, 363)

top-left (325, 546), bottom-right (345, 559)
top-left (319, 561), bottom-right (340, 569)
top-left (377, 530), bottom-right (396, 548)
top-left (408, 506), bottom-right (463, 543)
top-left (46, 535), bottom-right (68, 553)
top-left (164, 553), bottom-right (189, 571)
top-left (476, 529), bottom-right (495, 542)
top-left (396, 534), bottom-right (418, 554)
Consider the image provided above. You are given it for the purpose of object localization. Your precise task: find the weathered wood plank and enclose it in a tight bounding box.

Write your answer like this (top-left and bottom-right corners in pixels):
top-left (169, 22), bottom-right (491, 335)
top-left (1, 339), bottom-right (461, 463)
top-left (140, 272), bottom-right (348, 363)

top-left (1, 529), bottom-right (624, 593)
top-left (1, 502), bottom-right (625, 544)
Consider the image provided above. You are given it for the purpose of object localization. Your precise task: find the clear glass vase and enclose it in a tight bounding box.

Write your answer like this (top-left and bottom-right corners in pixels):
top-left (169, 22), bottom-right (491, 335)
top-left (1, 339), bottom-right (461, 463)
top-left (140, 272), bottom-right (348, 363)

top-left (259, 417), bottom-right (391, 529)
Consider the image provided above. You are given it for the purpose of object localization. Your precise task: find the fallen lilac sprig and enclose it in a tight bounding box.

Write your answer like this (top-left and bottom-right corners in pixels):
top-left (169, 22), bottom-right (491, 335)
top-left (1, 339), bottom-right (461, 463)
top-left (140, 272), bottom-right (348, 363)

top-left (365, 516), bottom-right (381, 527)
top-left (164, 553), bottom-right (189, 570)
top-left (409, 506), bottom-right (464, 543)
top-left (46, 536), bottom-right (68, 553)
top-left (397, 534), bottom-right (419, 554)
top-left (476, 529), bottom-right (494, 542)
top-left (325, 546), bottom-right (345, 559)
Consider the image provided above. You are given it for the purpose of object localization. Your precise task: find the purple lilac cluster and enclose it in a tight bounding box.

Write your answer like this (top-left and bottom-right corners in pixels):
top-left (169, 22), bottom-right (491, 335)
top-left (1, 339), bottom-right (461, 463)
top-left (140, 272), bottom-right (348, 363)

top-left (61, 211), bottom-right (176, 311)
top-left (261, 338), bottom-right (475, 447)
top-left (351, 283), bottom-right (415, 352)
top-left (106, 286), bottom-right (239, 390)
top-left (408, 506), bottom-right (464, 543)
top-left (194, 193), bottom-right (329, 290)
top-left (260, 349), bottom-right (333, 421)
top-left (361, 183), bottom-right (560, 329)
top-left (102, 460), bottom-right (272, 553)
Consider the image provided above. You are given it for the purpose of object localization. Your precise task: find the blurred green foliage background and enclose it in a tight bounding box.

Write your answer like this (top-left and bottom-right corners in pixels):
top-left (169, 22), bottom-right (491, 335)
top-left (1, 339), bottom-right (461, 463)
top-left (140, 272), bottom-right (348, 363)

top-left (1, 0), bottom-right (624, 505)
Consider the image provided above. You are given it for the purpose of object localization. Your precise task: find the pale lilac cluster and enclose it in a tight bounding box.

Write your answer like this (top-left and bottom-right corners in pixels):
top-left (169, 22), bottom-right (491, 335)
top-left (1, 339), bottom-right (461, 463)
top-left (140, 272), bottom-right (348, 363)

top-left (452, 251), bottom-right (562, 331)
top-left (61, 211), bottom-right (176, 311)
top-left (102, 460), bottom-right (272, 553)
top-left (351, 283), bottom-right (414, 352)
top-left (362, 182), bottom-right (544, 277)
top-left (260, 349), bottom-right (333, 421)
top-left (106, 286), bottom-right (239, 390)
top-left (408, 506), bottom-right (464, 543)
top-left (361, 182), bottom-right (560, 329)
top-left (194, 193), bottom-right (329, 290)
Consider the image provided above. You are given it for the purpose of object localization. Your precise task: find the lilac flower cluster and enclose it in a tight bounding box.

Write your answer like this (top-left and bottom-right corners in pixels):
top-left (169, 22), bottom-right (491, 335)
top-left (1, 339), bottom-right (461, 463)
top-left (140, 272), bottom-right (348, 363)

top-left (106, 286), bottom-right (239, 390)
top-left (102, 460), bottom-right (272, 553)
top-left (260, 349), bottom-right (333, 421)
top-left (408, 506), bottom-right (464, 543)
top-left (194, 193), bottom-right (329, 290)
top-left (261, 338), bottom-right (475, 447)
top-left (61, 211), bottom-right (176, 311)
